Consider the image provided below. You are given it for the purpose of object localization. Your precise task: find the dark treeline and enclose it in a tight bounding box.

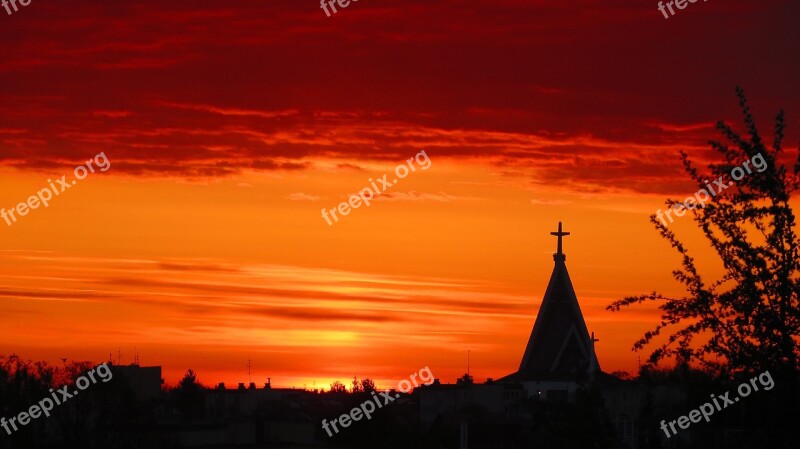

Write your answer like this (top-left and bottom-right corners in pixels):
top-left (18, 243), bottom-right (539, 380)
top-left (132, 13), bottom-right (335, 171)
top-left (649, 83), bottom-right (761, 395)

top-left (0, 354), bottom-right (163, 449)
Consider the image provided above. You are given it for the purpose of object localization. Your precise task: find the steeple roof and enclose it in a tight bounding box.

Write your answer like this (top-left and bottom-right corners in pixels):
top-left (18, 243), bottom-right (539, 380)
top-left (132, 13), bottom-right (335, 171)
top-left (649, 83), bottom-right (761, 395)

top-left (502, 222), bottom-right (600, 382)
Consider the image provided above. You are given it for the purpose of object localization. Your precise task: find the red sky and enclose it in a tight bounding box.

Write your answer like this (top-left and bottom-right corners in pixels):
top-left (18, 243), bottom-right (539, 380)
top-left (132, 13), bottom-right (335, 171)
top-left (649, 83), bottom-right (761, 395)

top-left (1, 0), bottom-right (799, 389)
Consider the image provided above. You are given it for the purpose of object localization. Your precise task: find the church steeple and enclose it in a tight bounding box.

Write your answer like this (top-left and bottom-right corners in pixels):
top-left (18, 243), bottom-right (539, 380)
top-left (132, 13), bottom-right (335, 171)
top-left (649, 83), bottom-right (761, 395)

top-left (501, 222), bottom-right (600, 382)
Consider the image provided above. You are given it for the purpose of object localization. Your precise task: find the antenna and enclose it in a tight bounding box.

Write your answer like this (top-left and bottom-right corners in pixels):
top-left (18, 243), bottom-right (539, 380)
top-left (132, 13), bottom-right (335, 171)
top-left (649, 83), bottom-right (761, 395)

top-left (467, 349), bottom-right (470, 376)
top-left (247, 358), bottom-right (252, 383)
top-left (134, 347), bottom-right (139, 366)
top-left (117, 348), bottom-right (123, 365)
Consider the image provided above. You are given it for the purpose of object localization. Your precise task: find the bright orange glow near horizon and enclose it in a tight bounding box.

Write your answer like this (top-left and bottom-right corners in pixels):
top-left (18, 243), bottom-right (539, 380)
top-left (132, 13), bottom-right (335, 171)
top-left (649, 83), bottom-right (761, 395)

top-left (1, 0), bottom-right (799, 389)
top-left (0, 158), bottom-right (748, 387)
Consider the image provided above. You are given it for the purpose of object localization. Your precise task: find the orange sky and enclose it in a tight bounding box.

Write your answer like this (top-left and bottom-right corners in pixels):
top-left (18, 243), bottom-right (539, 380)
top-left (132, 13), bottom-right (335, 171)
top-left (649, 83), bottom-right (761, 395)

top-left (0, 159), bottom-right (752, 388)
top-left (1, 0), bottom-right (799, 389)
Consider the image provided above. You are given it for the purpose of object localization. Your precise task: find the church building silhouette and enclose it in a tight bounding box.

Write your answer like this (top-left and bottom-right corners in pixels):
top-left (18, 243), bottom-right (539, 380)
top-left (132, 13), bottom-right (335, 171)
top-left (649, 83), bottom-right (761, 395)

top-left (500, 222), bottom-right (603, 400)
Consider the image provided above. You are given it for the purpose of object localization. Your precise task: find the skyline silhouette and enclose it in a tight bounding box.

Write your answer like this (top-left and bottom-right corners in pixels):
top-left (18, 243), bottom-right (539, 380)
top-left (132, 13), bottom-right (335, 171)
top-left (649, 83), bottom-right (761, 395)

top-left (2, 1), bottom-right (799, 447)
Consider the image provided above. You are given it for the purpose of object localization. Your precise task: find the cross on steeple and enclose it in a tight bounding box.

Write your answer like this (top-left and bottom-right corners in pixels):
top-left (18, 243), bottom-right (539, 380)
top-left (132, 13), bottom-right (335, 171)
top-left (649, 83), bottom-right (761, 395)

top-left (550, 222), bottom-right (570, 260)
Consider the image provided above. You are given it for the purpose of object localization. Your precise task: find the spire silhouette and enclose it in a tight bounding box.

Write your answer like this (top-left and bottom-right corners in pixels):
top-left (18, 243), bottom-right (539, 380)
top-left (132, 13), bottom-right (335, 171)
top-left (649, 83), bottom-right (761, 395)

top-left (501, 222), bottom-right (600, 382)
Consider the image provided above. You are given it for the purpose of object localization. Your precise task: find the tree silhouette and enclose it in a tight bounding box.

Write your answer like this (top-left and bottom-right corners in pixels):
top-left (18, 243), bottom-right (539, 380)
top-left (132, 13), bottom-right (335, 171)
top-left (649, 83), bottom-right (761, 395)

top-left (177, 368), bottom-right (202, 391)
top-left (0, 356), bottom-right (155, 449)
top-left (351, 375), bottom-right (363, 393)
top-left (329, 380), bottom-right (347, 393)
top-left (608, 88), bottom-right (800, 378)
top-left (360, 378), bottom-right (376, 393)
top-left (0, 355), bottom-right (53, 448)
top-left (173, 369), bottom-right (205, 420)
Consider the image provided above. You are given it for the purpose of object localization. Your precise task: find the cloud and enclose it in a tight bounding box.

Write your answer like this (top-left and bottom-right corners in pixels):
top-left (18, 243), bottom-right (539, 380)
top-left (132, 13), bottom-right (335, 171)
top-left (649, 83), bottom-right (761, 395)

top-left (0, 253), bottom-right (531, 328)
top-left (530, 198), bottom-right (572, 206)
top-left (92, 110), bottom-right (131, 118)
top-left (160, 102), bottom-right (299, 119)
top-left (378, 191), bottom-right (472, 202)
top-left (336, 163), bottom-right (364, 171)
top-left (157, 261), bottom-right (243, 273)
top-left (286, 193), bottom-right (322, 201)
top-left (647, 121), bottom-right (715, 132)
top-left (0, 0), bottom-right (795, 196)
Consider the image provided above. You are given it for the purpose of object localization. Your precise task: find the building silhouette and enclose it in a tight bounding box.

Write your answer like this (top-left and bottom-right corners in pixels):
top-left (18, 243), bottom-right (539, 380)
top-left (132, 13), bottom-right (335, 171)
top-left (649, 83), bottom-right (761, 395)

top-left (499, 222), bottom-right (603, 401)
top-left (418, 222), bottom-right (687, 449)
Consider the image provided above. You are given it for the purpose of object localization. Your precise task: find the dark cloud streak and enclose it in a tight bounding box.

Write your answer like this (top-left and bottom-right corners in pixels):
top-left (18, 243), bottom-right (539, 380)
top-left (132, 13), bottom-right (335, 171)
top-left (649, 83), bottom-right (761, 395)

top-left (0, 0), bottom-right (797, 194)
